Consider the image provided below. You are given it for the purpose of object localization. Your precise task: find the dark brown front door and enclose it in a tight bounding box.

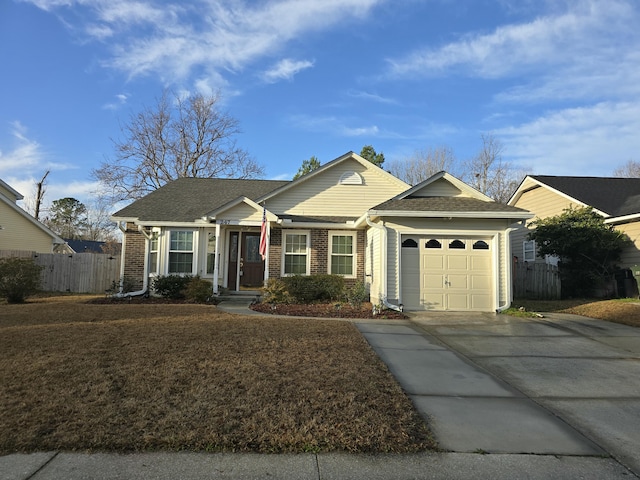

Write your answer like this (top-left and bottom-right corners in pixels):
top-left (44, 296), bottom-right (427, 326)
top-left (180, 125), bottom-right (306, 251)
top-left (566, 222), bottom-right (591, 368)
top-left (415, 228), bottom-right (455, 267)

top-left (227, 232), bottom-right (264, 290)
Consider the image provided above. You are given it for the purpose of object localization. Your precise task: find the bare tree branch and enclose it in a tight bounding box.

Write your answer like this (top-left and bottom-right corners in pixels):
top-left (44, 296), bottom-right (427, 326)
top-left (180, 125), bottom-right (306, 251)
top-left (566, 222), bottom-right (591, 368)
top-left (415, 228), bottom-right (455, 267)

top-left (92, 90), bottom-right (264, 202)
top-left (387, 146), bottom-right (457, 185)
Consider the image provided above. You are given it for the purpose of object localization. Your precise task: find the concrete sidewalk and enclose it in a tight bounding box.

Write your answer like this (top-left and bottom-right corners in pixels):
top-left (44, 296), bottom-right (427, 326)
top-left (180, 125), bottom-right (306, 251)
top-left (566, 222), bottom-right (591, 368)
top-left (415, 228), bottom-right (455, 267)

top-left (1, 450), bottom-right (632, 480)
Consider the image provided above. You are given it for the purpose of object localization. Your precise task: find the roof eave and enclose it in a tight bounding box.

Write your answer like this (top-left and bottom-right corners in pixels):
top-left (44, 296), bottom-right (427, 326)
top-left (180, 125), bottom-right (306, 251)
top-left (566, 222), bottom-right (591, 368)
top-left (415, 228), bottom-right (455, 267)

top-left (604, 213), bottom-right (640, 225)
top-left (368, 209), bottom-right (534, 220)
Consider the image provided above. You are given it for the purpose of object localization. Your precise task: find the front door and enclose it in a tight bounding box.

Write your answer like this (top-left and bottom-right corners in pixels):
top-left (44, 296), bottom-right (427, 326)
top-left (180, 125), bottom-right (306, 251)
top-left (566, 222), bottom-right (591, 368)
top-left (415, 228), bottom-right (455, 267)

top-left (227, 231), bottom-right (264, 290)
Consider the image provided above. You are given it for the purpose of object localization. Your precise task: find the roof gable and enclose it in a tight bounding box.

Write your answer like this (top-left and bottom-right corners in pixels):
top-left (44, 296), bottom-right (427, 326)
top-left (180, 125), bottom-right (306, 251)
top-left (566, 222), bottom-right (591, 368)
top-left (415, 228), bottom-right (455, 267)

top-left (371, 171), bottom-right (531, 220)
top-left (394, 171), bottom-right (493, 201)
top-left (509, 175), bottom-right (640, 218)
top-left (0, 192), bottom-right (64, 244)
top-left (257, 152), bottom-right (410, 217)
top-left (258, 151), bottom-right (409, 204)
top-left (0, 178), bottom-right (24, 203)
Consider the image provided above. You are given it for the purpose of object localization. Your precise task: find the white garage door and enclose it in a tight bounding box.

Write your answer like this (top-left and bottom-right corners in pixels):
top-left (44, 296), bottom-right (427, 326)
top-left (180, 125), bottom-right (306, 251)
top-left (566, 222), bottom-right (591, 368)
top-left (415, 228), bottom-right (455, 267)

top-left (401, 236), bottom-right (494, 311)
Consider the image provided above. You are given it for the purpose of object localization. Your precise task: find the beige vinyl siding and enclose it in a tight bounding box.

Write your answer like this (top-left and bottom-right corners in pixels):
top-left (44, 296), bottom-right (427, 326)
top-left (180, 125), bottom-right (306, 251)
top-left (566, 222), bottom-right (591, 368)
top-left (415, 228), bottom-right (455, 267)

top-left (218, 202), bottom-right (263, 223)
top-left (0, 185), bottom-right (19, 201)
top-left (511, 186), bottom-right (581, 262)
top-left (616, 222), bottom-right (640, 268)
top-left (266, 158), bottom-right (407, 217)
top-left (410, 178), bottom-right (469, 198)
top-left (0, 205), bottom-right (56, 253)
top-left (497, 231), bottom-right (508, 307)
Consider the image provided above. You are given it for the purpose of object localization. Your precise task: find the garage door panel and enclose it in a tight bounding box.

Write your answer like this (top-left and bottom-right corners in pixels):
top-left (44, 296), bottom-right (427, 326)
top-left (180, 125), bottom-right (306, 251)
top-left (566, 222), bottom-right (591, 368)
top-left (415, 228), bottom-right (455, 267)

top-left (447, 255), bottom-right (468, 270)
top-left (424, 255), bottom-right (444, 270)
top-left (422, 293), bottom-right (445, 310)
top-left (447, 274), bottom-right (468, 289)
top-left (447, 294), bottom-right (469, 310)
top-left (471, 274), bottom-right (491, 290)
top-left (423, 273), bottom-right (443, 289)
top-left (471, 256), bottom-right (491, 271)
top-left (471, 294), bottom-right (492, 310)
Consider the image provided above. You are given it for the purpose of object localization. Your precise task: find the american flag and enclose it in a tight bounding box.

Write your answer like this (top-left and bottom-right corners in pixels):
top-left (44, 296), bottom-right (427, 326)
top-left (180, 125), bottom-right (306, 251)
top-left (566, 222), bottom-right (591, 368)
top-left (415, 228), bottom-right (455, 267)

top-left (259, 206), bottom-right (267, 260)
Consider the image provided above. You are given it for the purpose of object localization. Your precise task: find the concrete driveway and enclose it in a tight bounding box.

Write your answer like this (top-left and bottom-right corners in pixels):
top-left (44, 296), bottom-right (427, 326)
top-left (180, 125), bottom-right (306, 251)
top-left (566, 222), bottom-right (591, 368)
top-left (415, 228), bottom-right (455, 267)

top-left (357, 311), bottom-right (640, 477)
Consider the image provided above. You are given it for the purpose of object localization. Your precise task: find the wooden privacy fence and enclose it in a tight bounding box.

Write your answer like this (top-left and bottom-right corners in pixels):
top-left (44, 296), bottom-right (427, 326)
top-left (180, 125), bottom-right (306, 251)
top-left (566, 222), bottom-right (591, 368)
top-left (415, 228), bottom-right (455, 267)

top-left (0, 250), bottom-right (121, 294)
top-left (513, 261), bottom-right (561, 300)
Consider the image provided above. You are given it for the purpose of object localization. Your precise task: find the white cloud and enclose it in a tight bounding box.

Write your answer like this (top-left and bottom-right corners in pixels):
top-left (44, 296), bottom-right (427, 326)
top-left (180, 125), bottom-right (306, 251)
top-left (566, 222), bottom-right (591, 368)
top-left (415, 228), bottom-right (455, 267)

top-left (23, 0), bottom-right (382, 84)
top-left (497, 101), bottom-right (640, 176)
top-left (0, 122), bottom-right (45, 171)
top-left (387, 0), bottom-right (637, 80)
top-left (102, 93), bottom-right (128, 110)
top-left (347, 90), bottom-right (398, 105)
top-left (262, 58), bottom-right (314, 83)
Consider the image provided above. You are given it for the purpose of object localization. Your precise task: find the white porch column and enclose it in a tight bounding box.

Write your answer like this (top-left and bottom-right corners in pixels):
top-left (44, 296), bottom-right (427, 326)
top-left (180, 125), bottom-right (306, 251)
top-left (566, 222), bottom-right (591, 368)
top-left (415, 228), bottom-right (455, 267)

top-left (213, 223), bottom-right (221, 294)
top-left (263, 221), bottom-right (270, 284)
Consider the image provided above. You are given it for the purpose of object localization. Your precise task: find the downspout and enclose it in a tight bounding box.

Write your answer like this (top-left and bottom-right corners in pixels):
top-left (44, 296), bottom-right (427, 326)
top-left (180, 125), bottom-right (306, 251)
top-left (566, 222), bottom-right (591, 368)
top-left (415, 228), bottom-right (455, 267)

top-left (496, 227), bottom-right (517, 313)
top-left (113, 222), bottom-right (150, 298)
top-left (366, 215), bottom-right (403, 312)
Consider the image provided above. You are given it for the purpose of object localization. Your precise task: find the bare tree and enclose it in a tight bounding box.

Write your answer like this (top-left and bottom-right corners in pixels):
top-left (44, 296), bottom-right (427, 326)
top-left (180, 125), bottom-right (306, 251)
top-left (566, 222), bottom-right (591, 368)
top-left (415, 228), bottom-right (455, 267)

top-left (34, 170), bottom-right (49, 220)
top-left (387, 146), bottom-right (457, 185)
top-left (92, 90), bottom-right (264, 202)
top-left (85, 198), bottom-right (120, 242)
top-left (613, 159), bottom-right (640, 177)
top-left (462, 133), bottom-right (525, 203)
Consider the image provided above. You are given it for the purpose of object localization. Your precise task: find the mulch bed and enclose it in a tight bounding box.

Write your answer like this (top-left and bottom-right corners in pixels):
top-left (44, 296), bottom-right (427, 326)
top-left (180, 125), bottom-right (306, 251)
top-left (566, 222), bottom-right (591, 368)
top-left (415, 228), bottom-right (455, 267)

top-left (250, 302), bottom-right (407, 319)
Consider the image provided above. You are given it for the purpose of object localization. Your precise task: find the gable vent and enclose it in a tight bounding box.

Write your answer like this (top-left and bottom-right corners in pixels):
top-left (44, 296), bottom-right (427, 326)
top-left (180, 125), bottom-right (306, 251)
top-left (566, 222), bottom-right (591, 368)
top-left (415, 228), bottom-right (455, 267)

top-left (339, 171), bottom-right (363, 185)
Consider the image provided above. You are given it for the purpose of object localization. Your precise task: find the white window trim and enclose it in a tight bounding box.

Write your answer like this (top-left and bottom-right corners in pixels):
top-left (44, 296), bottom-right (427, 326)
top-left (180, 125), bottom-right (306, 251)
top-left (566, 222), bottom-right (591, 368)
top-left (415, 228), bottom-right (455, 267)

top-left (282, 230), bottom-right (311, 276)
top-left (328, 231), bottom-right (357, 278)
top-left (148, 228), bottom-right (161, 277)
top-left (523, 239), bottom-right (536, 262)
top-left (167, 229), bottom-right (197, 275)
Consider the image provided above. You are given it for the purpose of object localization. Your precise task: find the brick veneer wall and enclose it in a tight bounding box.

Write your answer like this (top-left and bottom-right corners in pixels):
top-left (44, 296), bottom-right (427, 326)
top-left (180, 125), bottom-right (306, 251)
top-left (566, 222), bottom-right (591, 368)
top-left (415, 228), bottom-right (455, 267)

top-left (123, 223), bottom-right (146, 290)
top-left (267, 227), bottom-right (365, 287)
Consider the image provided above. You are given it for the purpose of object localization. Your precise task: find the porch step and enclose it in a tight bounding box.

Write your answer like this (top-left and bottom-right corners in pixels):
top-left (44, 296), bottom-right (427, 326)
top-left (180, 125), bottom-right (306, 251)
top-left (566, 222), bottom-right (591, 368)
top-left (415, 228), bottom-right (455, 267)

top-left (217, 291), bottom-right (262, 305)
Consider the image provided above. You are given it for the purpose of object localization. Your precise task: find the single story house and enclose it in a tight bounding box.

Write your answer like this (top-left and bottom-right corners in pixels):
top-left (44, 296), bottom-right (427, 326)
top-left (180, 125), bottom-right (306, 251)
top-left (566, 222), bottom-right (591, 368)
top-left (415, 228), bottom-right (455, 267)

top-left (508, 175), bottom-right (640, 270)
top-left (112, 152), bottom-right (532, 311)
top-left (0, 178), bottom-right (64, 253)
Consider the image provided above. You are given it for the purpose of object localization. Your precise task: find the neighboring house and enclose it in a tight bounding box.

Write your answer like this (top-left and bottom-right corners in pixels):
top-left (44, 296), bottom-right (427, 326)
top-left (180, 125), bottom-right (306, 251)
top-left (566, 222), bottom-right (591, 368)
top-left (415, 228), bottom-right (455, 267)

top-left (63, 239), bottom-right (108, 254)
top-left (112, 152), bottom-right (532, 311)
top-left (0, 178), bottom-right (64, 253)
top-left (508, 175), bottom-right (640, 270)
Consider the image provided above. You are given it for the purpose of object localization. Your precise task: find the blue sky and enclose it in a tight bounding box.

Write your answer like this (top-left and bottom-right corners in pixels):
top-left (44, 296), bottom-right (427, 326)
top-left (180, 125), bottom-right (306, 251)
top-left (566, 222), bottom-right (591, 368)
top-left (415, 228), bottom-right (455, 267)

top-left (1, 0), bottom-right (640, 211)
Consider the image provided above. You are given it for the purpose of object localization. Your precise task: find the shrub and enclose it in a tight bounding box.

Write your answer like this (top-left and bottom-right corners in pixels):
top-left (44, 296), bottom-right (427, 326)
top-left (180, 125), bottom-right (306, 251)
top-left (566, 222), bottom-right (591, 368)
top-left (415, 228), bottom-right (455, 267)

top-left (0, 257), bottom-right (43, 304)
top-left (283, 274), bottom-right (345, 303)
top-left (262, 278), bottom-right (292, 304)
top-left (345, 280), bottom-right (368, 309)
top-left (106, 276), bottom-right (137, 295)
top-left (184, 276), bottom-right (214, 303)
top-left (151, 274), bottom-right (193, 299)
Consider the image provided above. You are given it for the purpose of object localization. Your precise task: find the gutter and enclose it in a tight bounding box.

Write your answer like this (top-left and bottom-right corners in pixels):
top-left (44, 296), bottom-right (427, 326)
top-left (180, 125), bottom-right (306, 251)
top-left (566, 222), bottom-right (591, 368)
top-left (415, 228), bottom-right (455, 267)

top-left (496, 227), bottom-right (517, 313)
top-left (365, 215), bottom-right (403, 313)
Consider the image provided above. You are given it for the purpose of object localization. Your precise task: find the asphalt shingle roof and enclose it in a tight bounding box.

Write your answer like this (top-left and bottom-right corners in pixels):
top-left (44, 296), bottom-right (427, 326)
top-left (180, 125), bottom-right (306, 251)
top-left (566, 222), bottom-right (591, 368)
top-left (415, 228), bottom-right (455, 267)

top-left (112, 177), bottom-right (289, 222)
top-left (531, 175), bottom-right (640, 217)
top-left (372, 196), bottom-right (530, 215)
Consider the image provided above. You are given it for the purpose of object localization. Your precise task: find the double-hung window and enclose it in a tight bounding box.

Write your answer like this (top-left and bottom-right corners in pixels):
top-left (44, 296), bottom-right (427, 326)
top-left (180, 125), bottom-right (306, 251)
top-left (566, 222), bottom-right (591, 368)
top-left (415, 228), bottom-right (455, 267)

top-left (283, 231), bottom-right (309, 275)
top-left (169, 230), bottom-right (194, 274)
top-left (206, 232), bottom-right (216, 275)
top-left (149, 231), bottom-right (159, 275)
top-left (329, 232), bottom-right (356, 277)
top-left (523, 240), bottom-right (536, 262)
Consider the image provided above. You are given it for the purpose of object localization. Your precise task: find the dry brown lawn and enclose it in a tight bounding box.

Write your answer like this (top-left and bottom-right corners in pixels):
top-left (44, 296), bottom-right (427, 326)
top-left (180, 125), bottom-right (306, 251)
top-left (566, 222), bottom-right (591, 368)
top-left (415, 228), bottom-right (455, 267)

top-left (513, 298), bottom-right (640, 328)
top-left (0, 296), bottom-right (435, 454)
